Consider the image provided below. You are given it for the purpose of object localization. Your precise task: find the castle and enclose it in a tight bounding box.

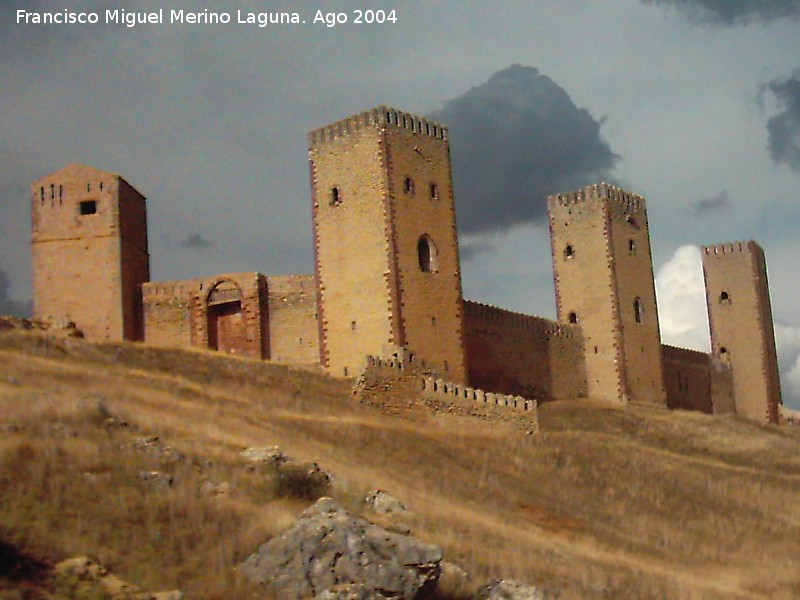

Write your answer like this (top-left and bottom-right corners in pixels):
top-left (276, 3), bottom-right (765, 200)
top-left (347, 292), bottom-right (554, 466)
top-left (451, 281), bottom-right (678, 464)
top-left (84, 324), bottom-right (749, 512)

top-left (30, 106), bottom-right (783, 424)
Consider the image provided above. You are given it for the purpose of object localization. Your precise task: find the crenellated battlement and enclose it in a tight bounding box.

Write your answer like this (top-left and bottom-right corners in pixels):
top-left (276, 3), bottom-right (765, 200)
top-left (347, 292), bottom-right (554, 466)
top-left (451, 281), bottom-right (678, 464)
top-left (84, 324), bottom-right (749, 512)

top-left (364, 350), bottom-right (439, 378)
top-left (701, 240), bottom-right (760, 256)
top-left (463, 299), bottom-right (577, 339)
top-left (308, 105), bottom-right (448, 147)
top-left (548, 182), bottom-right (645, 213)
top-left (355, 353), bottom-right (538, 424)
top-left (420, 376), bottom-right (537, 413)
top-left (142, 282), bottom-right (192, 299)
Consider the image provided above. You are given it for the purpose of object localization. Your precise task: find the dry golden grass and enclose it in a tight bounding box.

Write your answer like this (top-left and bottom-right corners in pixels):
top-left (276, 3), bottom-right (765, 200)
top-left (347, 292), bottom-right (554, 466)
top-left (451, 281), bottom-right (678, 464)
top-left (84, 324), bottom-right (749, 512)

top-left (1, 330), bottom-right (799, 599)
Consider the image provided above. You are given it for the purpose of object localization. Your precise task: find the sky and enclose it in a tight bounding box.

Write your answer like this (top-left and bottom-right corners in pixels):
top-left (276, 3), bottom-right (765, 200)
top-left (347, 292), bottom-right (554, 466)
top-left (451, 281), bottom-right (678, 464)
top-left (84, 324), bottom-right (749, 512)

top-left (1, 0), bottom-right (799, 407)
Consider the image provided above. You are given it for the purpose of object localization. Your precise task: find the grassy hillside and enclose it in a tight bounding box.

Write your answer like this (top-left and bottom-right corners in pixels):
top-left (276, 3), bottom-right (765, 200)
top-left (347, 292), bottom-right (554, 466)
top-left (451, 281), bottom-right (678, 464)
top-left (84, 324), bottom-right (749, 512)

top-left (1, 329), bottom-right (799, 599)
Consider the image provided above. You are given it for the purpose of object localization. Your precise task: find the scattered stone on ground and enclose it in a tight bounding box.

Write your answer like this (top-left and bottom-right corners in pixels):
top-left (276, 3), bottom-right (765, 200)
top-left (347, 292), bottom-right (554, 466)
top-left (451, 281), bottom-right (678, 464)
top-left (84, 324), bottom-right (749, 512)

top-left (136, 470), bottom-right (175, 491)
top-left (128, 435), bottom-right (185, 463)
top-left (53, 556), bottom-right (182, 599)
top-left (240, 445), bottom-right (288, 465)
top-left (315, 583), bottom-right (389, 599)
top-left (201, 479), bottom-right (231, 496)
top-left (475, 579), bottom-right (545, 600)
top-left (364, 489), bottom-right (408, 515)
top-left (240, 497), bottom-right (442, 599)
top-left (304, 461), bottom-right (333, 485)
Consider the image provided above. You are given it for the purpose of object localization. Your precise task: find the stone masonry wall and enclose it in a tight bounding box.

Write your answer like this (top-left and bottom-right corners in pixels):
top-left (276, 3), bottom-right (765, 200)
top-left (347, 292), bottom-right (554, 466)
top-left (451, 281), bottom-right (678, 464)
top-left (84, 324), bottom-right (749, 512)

top-left (662, 345), bottom-right (735, 415)
top-left (141, 281), bottom-right (195, 348)
top-left (143, 273), bottom-right (267, 359)
top-left (310, 114), bottom-right (395, 377)
top-left (353, 352), bottom-right (538, 433)
top-left (463, 300), bottom-right (585, 401)
top-left (382, 111), bottom-right (467, 383)
top-left (31, 164), bottom-right (149, 342)
top-left (266, 275), bottom-right (319, 365)
top-left (548, 184), bottom-right (665, 406)
top-left (118, 178), bottom-right (150, 341)
top-left (310, 107), bottom-right (466, 380)
top-left (548, 186), bottom-right (622, 404)
top-left (702, 241), bottom-right (782, 423)
top-left (607, 191), bottom-right (666, 406)
top-left (662, 344), bottom-right (714, 413)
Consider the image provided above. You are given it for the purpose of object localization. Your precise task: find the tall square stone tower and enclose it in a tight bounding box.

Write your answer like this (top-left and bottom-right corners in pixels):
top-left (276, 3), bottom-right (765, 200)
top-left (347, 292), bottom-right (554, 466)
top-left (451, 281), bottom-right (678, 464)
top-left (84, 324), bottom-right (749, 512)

top-left (548, 184), bottom-right (666, 405)
top-left (309, 107), bottom-right (466, 381)
top-left (31, 163), bottom-right (150, 341)
top-left (701, 241), bottom-right (782, 423)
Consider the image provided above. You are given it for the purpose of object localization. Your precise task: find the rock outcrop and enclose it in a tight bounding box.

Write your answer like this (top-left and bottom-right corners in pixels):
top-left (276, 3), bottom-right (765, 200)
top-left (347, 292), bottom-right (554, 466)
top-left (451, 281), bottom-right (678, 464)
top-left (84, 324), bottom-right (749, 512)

top-left (240, 497), bottom-right (442, 599)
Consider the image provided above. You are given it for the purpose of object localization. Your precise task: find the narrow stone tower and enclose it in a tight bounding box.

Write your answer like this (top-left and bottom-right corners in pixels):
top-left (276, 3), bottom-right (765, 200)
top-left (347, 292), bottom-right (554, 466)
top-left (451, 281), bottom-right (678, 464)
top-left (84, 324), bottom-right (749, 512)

top-left (309, 107), bottom-right (466, 380)
top-left (31, 163), bottom-right (150, 341)
top-left (701, 241), bottom-right (782, 424)
top-left (548, 183), bottom-right (666, 405)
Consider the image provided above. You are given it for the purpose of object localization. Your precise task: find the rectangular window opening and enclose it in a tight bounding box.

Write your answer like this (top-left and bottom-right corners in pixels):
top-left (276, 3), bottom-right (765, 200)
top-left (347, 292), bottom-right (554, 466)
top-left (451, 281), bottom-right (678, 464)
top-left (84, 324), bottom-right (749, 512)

top-left (79, 200), bottom-right (97, 215)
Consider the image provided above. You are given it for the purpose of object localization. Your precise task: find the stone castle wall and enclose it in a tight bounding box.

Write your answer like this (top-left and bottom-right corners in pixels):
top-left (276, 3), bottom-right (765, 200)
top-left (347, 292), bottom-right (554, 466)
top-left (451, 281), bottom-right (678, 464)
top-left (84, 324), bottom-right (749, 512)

top-left (27, 108), bottom-right (785, 427)
top-left (702, 242), bottom-right (782, 424)
top-left (548, 184), bottom-right (666, 406)
top-left (143, 273), bottom-right (318, 363)
top-left (265, 275), bottom-right (319, 365)
top-left (462, 300), bottom-right (585, 401)
top-left (661, 344), bottom-right (734, 414)
top-left (31, 164), bottom-right (149, 342)
top-left (143, 273), bottom-right (267, 359)
top-left (310, 107), bottom-right (466, 381)
top-left (310, 117), bottom-right (396, 377)
top-left (353, 352), bottom-right (538, 433)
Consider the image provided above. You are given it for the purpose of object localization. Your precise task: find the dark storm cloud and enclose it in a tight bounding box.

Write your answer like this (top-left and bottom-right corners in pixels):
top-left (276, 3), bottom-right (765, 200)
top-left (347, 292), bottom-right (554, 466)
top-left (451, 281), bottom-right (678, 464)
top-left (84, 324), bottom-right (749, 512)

top-left (429, 65), bottom-right (617, 234)
top-left (640, 0), bottom-right (800, 25)
top-left (1, 1), bottom-right (112, 61)
top-left (0, 263), bottom-right (31, 317)
top-left (766, 70), bottom-right (800, 173)
top-left (691, 189), bottom-right (733, 216)
top-left (179, 233), bottom-right (214, 249)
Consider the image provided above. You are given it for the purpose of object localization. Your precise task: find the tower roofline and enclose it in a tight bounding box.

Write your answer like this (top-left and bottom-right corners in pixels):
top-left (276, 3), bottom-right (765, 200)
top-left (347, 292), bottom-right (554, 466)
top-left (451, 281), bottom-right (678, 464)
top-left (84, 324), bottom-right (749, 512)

top-left (308, 105), bottom-right (448, 148)
top-left (701, 240), bottom-right (761, 256)
top-left (31, 163), bottom-right (144, 198)
top-left (32, 163), bottom-right (120, 184)
top-left (547, 182), bottom-right (646, 211)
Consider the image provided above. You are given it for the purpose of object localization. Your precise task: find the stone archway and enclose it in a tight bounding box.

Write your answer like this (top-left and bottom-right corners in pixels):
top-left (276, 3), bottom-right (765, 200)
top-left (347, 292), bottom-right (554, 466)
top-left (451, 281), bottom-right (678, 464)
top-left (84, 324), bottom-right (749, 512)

top-left (206, 280), bottom-right (244, 353)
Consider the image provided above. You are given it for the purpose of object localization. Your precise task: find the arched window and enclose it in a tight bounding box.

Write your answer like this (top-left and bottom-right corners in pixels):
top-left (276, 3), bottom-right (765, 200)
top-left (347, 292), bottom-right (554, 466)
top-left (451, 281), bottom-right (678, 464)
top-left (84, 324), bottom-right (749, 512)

top-left (429, 183), bottom-right (438, 200)
top-left (568, 312), bottom-right (578, 324)
top-left (720, 291), bottom-right (730, 304)
top-left (564, 244), bottom-right (574, 259)
top-left (628, 239), bottom-right (636, 253)
top-left (634, 297), bottom-right (644, 324)
top-left (404, 177), bottom-right (414, 195)
top-left (417, 235), bottom-right (438, 273)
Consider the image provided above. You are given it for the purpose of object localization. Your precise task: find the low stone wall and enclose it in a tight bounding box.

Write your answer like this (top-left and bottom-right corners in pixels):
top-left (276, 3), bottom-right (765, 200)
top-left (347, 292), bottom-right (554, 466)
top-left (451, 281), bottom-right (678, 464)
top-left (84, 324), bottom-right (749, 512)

top-left (420, 377), bottom-right (536, 412)
top-left (353, 352), bottom-right (538, 432)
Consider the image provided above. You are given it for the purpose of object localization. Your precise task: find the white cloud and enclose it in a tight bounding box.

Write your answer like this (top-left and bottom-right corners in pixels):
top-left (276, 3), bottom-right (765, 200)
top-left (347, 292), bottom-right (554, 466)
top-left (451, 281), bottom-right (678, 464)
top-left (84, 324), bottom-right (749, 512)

top-left (655, 245), bottom-right (710, 352)
top-left (655, 244), bottom-right (800, 409)
top-left (774, 323), bottom-right (800, 410)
